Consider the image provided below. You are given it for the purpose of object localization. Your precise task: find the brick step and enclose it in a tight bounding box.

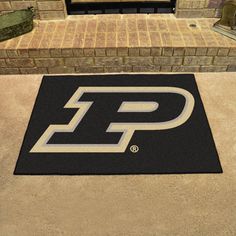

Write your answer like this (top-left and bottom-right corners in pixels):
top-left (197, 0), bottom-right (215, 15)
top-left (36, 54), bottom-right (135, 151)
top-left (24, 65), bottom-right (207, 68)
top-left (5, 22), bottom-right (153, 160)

top-left (0, 15), bottom-right (236, 74)
top-left (0, 47), bottom-right (236, 74)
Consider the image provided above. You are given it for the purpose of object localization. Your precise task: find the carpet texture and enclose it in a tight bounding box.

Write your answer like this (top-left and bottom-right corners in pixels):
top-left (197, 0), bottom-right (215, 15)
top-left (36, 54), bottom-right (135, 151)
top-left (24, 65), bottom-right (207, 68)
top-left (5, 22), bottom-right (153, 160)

top-left (14, 74), bottom-right (222, 175)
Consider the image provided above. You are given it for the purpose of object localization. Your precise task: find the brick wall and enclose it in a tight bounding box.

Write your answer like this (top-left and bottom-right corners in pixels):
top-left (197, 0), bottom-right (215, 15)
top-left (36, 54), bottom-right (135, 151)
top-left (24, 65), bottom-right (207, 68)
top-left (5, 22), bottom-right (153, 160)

top-left (176, 0), bottom-right (225, 18)
top-left (0, 0), bottom-right (66, 20)
top-left (1, 47), bottom-right (236, 74)
top-left (0, 0), bottom-right (226, 20)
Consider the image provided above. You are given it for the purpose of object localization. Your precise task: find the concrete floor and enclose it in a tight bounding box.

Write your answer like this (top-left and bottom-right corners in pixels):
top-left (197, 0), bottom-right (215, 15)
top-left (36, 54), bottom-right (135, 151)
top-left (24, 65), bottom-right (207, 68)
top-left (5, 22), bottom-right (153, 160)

top-left (0, 73), bottom-right (236, 236)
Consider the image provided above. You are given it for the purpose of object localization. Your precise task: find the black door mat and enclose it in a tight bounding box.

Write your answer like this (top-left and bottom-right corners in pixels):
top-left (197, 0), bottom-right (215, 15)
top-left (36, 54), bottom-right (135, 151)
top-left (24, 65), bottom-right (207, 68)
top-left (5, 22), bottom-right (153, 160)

top-left (14, 74), bottom-right (223, 175)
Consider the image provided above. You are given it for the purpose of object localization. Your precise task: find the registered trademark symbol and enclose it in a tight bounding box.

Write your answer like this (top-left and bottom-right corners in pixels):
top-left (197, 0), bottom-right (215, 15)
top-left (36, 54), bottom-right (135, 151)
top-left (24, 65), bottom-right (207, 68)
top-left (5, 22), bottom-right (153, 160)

top-left (130, 145), bottom-right (139, 153)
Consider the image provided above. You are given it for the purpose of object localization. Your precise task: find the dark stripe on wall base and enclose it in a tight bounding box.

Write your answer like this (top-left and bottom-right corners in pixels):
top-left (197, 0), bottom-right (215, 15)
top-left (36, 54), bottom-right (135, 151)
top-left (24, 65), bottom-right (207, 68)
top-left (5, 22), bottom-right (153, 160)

top-left (65, 0), bottom-right (176, 15)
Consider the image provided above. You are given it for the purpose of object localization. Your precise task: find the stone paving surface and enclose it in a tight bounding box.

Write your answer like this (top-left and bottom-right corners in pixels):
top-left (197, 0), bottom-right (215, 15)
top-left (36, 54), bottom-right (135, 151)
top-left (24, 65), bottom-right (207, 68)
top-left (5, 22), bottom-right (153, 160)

top-left (1, 15), bottom-right (236, 49)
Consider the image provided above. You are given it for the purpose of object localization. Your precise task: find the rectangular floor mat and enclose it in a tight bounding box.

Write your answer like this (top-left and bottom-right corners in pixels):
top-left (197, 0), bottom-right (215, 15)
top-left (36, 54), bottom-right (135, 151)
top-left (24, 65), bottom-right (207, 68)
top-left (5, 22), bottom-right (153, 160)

top-left (14, 74), bottom-right (223, 175)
